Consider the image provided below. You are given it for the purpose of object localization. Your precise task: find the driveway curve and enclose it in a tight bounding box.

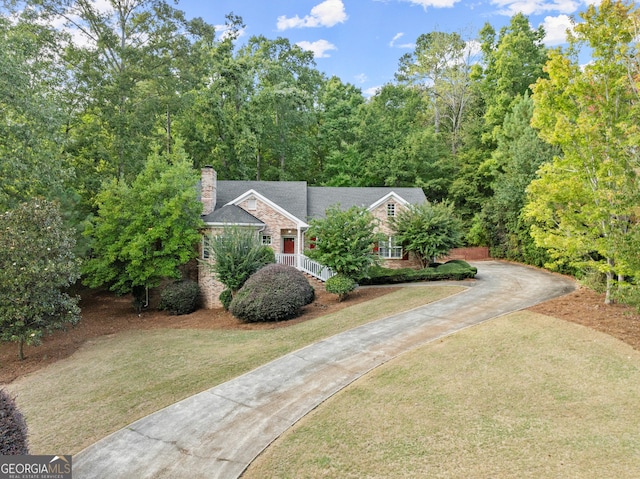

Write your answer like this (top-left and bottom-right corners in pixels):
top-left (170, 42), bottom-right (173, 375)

top-left (74, 261), bottom-right (575, 479)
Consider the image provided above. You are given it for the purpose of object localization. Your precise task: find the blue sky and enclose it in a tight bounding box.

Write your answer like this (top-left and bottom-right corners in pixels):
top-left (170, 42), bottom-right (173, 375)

top-left (178, 0), bottom-right (597, 95)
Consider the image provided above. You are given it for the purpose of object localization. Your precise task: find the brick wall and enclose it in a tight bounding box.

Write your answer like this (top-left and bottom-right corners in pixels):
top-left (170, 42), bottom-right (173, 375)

top-left (370, 199), bottom-right (421, 268)
top-left (439, 246), bottom-right (491, 262)
top-left (199, 199), bottom-right (302, 308)
top-left (237, 197), bottom-right (298, 254)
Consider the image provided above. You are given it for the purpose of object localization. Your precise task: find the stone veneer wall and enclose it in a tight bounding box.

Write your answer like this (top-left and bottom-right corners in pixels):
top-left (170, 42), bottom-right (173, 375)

top-left (236, 197), bottom-right (298, 254)
top-left (198, 226), bottom-right (223, 309)
top-left (198, 200), bottom-right (300, 309)
top-left (370, 199), bottom-right (422, 269)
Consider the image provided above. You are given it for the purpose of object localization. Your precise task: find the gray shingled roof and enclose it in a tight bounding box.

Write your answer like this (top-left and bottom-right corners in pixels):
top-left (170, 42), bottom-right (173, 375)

top-left (307, 187), bottom-right (427, 219)
top-left (202, 204), bottom-right (265, 226)
top-left (199, 178), bottom-right (427, 224)
top-left (216, 181), bottom-right (308, 221)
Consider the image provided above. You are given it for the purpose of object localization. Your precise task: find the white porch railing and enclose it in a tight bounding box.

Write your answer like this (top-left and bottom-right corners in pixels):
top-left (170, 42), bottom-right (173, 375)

top-left (275, 254), bottom-right (335, 282)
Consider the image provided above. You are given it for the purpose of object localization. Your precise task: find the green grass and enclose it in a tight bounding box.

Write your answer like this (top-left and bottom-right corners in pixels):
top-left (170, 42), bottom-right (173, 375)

top-left (245, 311), bottom-right (640, 478)
top-left (5, 285), bottom-right (461, 455)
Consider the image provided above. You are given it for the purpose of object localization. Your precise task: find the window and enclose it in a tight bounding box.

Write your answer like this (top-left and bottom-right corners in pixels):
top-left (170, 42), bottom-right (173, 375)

top-left (378, 236), bottom-right (403, 259)
top-left (202, 236), bottom-right (211, 259)
top-left (247, 198), bottom-right (257, 210)
top-left (262, 235), bottom-right (272, 246)
top-left (387, 203), bottom-right (396, 217)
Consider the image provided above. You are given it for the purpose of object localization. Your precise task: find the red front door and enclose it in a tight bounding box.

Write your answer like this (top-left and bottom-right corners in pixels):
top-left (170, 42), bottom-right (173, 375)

top-left (283, 237), bottom-right (295, 254)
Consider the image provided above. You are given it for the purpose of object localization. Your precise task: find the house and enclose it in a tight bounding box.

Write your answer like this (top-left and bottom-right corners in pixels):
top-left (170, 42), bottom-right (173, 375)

top-left (199, 167), bottom-right (427, 308)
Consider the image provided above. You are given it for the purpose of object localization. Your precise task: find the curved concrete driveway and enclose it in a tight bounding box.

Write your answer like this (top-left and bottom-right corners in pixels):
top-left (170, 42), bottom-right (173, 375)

top-left (74, 261), bottom-right (575, 479)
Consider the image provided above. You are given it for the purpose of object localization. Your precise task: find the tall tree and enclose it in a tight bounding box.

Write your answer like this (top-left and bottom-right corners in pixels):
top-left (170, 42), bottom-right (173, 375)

top-left (83, 143), bottom-right (203, 304)
top-left (0, 199), bottom-right (81, 360)
top-left (354, 84), bottom-right (452, 194)
top-left (176, 14), bottom-right (256, 178)
top-left (396, 31), bottom-right (476, 154)
top-left (25, 0), bottom-right (215, 204)
top-left (315, 76), bottom-right (364, 184)
top-left (480, 94), bottom-right (557, 264)
top-left (526, 0), bottom-right (640, 304)
top-left (238, 36), bottom-right (323, 181)
top-left (0, 17), bottom-right (71, 210)
top-left (477, 13), bottom-right (548, 144)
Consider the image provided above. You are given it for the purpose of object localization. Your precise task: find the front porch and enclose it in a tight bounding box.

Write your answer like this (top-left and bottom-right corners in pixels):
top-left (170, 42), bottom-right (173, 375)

top-left (275, 254), bottom-right (335, 282)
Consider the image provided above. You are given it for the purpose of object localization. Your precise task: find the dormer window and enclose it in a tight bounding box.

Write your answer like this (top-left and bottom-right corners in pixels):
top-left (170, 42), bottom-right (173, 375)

top-left (387, 203), bottom-right (395, 217)
top-left (247, 198), bottom-right (257, 210)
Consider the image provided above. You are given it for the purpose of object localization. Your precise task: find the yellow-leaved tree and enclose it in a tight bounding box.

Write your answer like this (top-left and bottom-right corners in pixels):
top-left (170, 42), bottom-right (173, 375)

top-left (526, 0), bottom-right (640, 304)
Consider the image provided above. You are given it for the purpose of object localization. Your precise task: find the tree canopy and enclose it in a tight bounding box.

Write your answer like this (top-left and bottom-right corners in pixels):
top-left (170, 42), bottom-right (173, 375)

top-left (83, 144), bottom-right (203, 300)
top-left (3, 1), bottom-right (640, 312)
top-left (526, 0), bottom-right (640, 304)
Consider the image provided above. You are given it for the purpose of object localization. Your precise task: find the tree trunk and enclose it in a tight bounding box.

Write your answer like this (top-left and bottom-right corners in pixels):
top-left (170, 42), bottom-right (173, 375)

top-left (166, 108), bottom-right (172, 154)
top-left (604, 257), bottom-right (615, 305)
top-left (19, 339), bottom-right (25, 361)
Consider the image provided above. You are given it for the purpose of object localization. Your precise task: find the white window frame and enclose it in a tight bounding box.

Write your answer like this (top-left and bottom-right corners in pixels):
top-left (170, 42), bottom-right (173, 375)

top-left (202, 236), bottom-right (211, 260)
top-left (387, 203), bottom-right (396, 217)
top-left (262, 235), bottom-right (272, 246)
top-left (378, 236), bottom-right (403, 259)
top-left (247, 198), bottom-right (257, 210)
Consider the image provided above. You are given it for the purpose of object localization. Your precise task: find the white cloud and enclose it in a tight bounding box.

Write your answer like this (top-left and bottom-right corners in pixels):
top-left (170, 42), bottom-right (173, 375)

top-left (464, 40), bottom-right (483, 63)
top-left (355, 73), bottom-right (368, 84)
top-left (491, 0), bottom-right (580, 16)
top-left (277, 0), bottom-right (348, 30)
top-left (297, 39), bottom-right (337, 58)
top-left (402, 0), bottom-right (461, 8)
top-left (215, 23), bottom-right (246, 41)
top-left (363, 86), bottom-right (383, 97)
top-left (541, 14), bottom-right (574, 45)
top-left (389, 32), bottom-right (415, 49)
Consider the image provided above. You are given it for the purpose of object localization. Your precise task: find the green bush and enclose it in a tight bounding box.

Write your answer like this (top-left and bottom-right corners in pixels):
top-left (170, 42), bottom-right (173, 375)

top-left (219, 289), bottom-right (233, 310)
top-left (325, 274), bottom-right (357, 301)
top-left (0, 389), bottom-right (29, 455)
top-left (436, 261), bottom-right (478, 278)
top-left (258, 246), bottom-right (276, 265)
top-left (229, 264), bottom-right (315, 322)
top-left (206, 227), bottom-right (275, 293)
top-left (360, 261), bottom-right (477, 285)
top-left (159, 279), bottom-right (201, 315)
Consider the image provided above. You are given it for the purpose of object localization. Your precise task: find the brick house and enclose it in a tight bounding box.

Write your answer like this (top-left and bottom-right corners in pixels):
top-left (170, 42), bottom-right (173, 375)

top-left (198, 167), bottom-right (427, 308)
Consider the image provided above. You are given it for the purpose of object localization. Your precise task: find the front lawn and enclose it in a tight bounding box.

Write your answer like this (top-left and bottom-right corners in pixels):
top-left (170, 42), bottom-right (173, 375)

top-left (245, 311), bottom-right (640, 478)
top-left (5, 285), bottom-right (460, 454)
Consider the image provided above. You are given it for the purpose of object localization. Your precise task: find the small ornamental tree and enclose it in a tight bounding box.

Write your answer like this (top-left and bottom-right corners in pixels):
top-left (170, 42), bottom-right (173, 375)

top-left (83, 144), bottom-right (203, 303)
top-left (0, 199), bottom-right (81, 360)
top-left (306, 204), bottom-right (380, 280)
top-left (390, 201), bottom-right (463, 267)
top-left (205, 227), bottom-right (275, 293)
top-left (325, 274), bottom-right (357, 301)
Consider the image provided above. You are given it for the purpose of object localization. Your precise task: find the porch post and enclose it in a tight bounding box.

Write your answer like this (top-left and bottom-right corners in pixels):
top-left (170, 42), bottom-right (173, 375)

top-left (296, 227), bottom-right (302, 269)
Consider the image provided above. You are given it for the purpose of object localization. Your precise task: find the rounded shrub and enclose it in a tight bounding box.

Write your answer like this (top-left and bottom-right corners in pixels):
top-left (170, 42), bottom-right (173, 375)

top-left (436, 260), bottom-right (478, 279)
top-left (229, 264), bottom-right (315, 322)
top-left (159, 279), bottom-right (201, 315)
top-left (219, 288), bottom-right (233, 310)
top-left (0, 389), bottom-right (29, 455)
top-left (325, 274), bottom-right (357, 301)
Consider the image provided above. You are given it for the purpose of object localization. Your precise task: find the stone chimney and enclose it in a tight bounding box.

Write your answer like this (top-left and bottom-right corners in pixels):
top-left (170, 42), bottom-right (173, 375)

top-left (201, 166), bottom-right (217, 216)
